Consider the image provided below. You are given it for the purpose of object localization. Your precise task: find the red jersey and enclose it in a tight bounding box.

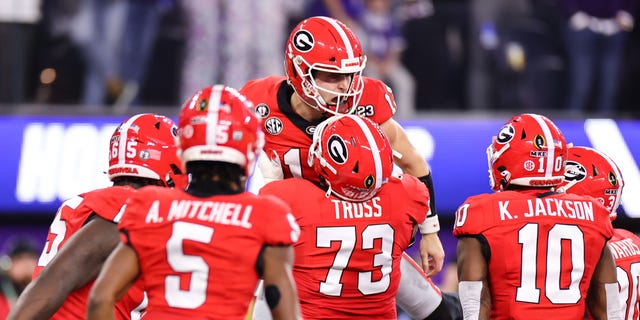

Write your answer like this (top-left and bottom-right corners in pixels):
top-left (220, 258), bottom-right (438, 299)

top-left (118, 186), bottom-right (297, 319)
top-left (240, 75), bottom-right (395, 183)
top-left (260, 174), bottom-right (428, 319)
top-left (34, 186), bottom-right (147, 320)
top-left (609, 228), bottom-right (640, 320)
top-left (0, 293), bottom-right (9, 320)
top-left (453, 190), bottom-right (614, 320)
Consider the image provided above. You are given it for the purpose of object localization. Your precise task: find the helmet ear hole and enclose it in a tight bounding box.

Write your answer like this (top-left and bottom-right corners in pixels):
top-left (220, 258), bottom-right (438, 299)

top-left (170, 164), bottom-right (183, 175)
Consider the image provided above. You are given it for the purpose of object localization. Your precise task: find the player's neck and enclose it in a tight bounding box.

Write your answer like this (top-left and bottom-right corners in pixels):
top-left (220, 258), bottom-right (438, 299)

top-left (291, 93), bottom-right (324, 122)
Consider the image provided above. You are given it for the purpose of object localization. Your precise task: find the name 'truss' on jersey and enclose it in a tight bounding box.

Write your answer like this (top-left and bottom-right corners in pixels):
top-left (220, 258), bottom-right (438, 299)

top-left (331, 197), bottom-right (383, 219)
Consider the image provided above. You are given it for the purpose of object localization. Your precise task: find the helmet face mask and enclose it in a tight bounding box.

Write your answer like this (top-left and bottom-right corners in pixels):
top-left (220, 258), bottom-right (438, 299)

top-left (178, 85), bottom-right (264, 177)
top-left (285, 16), bottom-right (367, 115)
top-left (108, 113), bottom-right (183, 187)
top-left (559, 146), bottom-right (624, 219)
top-left (308, 115), bottom-right (393, 202)
top-left (487, 113), bottom-right (567, 191)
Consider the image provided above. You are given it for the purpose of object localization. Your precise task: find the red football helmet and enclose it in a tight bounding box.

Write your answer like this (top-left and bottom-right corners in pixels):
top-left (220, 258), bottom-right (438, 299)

top-left (178, 85), bottom-right (264, 176)
top-left (285, 16), bottom-right (366, 115)
top-left (108, 113), bottom-right (183, 187)
top-left (487, 113), bottom-right (568, 191)
top-left (308, 114), bottom-right (393, 201)
top-left (559, 146), bottom-right (624, 219)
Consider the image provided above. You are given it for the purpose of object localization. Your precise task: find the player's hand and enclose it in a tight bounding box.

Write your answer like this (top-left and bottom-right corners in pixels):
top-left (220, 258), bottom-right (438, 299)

top-left (257, 150), bottom-right (284, 184)
top-left (419, 232), bottom-right (445, 277)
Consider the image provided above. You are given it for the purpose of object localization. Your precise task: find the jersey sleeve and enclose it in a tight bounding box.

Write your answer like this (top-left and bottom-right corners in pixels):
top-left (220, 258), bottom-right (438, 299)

top-left (80, 186), bottom-right (132, 222)
top-left (360, 78), bottom-right (396, 124)
top-left (399, 174), bottom-right (430, 225)
top-left (117, 188), bottom-right (155, 246)
top-left (258, 179), bottom-right (285, 198)
top-left (240, 75), bottom-right (283, 102)
top-left (256, 195), bottom-right (299, 246)
top-left (452, 194), bottom-right (493, 237)
top-left (239, 78), bottom-right (261, 96)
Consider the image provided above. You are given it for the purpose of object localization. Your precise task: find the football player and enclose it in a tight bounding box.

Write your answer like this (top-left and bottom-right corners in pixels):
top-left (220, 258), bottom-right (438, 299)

top-left (241, 16), bottom-right (453, 319)
top-left (454, 113), bottom-right (623, 319)
top-left (559, 146), bottom-right (638, 320)
top-left (8, 113), bottom-right (184, 320)
top-left (87, 85), bottom-right (301, 320)
top-left (259, 114), bottom-right (437, 318)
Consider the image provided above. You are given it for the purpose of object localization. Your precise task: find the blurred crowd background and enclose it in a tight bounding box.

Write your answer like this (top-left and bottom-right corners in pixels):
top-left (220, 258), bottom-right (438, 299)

top-left (1, 0), bottom-right (639, 118)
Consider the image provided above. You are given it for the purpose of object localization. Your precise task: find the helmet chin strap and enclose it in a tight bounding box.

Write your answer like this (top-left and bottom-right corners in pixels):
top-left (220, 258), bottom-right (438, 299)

top-left (325, 184), bottom-right (333, 198)
top-left (300, 95), bottom-right (323, 111)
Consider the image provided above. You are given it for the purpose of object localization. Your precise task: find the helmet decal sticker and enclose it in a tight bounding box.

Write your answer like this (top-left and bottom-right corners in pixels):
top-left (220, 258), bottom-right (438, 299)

top-left (524, 160), bottom-right (535, 171)
top-left (496, 124), bottom-right (515, 144)
top-left (139, 150), bottom-right (150, 161)
top-left (364, 175), bottom-right (375, 189)
top-left (533, 134), bottom-right (546, 150)
top-left (197, 99), bottom-right (208, 111)
top-left (232, 130), bottom-right (244, 141)
top-left (564, 160), bottom-right (587, 182)
top-left (608, 171), bottom-right (618, 186)
top-left (293, 30), bottom-right (314, 52)
top-left (327, 135), bottom-right (348, 164)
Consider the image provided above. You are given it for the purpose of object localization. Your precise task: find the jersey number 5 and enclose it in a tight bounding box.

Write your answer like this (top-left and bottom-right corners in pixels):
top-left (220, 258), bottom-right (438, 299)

top-left (317, 224), bottom-right (394, 296)
top-left (165, 221), bottom-right (213, 309)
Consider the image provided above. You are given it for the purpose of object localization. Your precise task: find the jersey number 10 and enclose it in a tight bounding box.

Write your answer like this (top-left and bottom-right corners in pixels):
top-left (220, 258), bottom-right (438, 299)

top-left (516, 223), bottom-right (584, 304)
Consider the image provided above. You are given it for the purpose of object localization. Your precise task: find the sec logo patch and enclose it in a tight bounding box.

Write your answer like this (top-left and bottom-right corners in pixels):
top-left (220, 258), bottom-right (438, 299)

top-left (265, 117), bottom-right (283, 135)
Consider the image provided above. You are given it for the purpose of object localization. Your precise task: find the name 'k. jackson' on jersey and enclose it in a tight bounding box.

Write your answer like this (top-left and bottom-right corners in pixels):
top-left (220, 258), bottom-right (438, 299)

top-left (453, 189), bottom-right (614, 320)
top-left (240, 75), bottom-right (396, 183)
top-left (34, 186), bottom-right (146, 320)
top-left (260, 174), bottom-right (428, 319)
top-left (118, 186), bottom-right (298, 319)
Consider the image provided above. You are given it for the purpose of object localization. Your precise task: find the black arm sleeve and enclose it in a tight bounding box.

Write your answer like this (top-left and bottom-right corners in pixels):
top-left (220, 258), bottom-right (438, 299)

top-left (418, 173), bottom-right (437, 218)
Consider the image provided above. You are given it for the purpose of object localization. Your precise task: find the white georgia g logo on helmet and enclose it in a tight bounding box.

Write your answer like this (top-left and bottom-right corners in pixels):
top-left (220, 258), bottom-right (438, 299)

top-left (496, 124), bottom-right (515, 144)
top-left (293, 30), bottom-right (314, 52)
top-left (327, 135), bottom-right (348, 164)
